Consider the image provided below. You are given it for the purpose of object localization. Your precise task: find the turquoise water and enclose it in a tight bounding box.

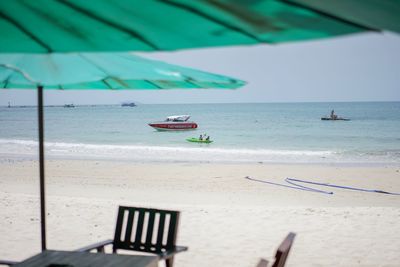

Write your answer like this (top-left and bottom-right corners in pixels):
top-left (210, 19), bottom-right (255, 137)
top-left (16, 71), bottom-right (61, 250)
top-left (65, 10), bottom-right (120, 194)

top-left (0, 102), bottom-right (399, 164)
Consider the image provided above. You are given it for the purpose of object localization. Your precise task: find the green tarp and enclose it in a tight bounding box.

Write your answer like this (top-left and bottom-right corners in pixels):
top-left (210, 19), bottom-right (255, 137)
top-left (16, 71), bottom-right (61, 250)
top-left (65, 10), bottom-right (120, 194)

top-left (0, 0), bottom-right (364, 53)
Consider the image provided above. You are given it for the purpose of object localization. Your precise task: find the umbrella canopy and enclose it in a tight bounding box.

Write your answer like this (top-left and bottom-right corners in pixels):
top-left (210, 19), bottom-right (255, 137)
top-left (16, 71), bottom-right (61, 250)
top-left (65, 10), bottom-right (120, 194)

top-left (0, 52), bottom-right (244, 89)
top-left (284, 0), bottom-right (400, 33)
top-left (2, 0), bottom-right (399, 53)
top-left (0, 0), bottom-right (370, 53)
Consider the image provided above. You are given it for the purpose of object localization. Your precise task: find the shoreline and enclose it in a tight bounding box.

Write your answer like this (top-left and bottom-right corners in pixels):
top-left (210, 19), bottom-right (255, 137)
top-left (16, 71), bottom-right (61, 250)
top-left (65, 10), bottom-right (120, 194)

top-left (1, 152), bottom-right (400, 168)
top-left (1, 136), bottom-right (400, 166)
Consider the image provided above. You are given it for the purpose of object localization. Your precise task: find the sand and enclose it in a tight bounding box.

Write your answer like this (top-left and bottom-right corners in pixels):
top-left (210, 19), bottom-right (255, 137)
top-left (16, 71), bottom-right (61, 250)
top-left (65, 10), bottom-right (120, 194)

top-left (1, 159), bottom-right (400, 266)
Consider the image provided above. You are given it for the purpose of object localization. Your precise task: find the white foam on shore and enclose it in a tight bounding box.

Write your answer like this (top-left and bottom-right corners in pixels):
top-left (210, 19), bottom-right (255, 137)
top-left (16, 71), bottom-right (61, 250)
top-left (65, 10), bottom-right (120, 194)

top-left (0, 138), bottom-right (398, 164)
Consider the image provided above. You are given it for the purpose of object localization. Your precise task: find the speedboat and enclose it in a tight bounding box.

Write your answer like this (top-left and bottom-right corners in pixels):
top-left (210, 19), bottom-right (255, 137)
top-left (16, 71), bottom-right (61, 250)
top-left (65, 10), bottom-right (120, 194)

top-left (148, 115), bottom-right (198, 131)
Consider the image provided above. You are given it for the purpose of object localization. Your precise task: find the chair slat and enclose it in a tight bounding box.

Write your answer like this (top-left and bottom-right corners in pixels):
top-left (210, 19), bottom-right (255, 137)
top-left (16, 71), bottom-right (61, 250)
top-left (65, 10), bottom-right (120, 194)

top-left (113, 207), bottom-right (126, 246)
top-left (134, 209), bottom-right (146, 249)
top-left (156, 211), bottom-right (166, 251)
top-left (166, 212), bottom-right (178, 249)
top-left (145, 211), bottom-right (156, 249)
top-left (124, 209), bottom-right (135, 244)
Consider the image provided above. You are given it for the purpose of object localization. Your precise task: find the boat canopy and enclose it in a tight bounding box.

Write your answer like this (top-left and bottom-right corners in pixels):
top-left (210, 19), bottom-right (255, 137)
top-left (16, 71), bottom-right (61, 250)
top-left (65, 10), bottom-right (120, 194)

top-left (166, 115), bottom-right (190, 122)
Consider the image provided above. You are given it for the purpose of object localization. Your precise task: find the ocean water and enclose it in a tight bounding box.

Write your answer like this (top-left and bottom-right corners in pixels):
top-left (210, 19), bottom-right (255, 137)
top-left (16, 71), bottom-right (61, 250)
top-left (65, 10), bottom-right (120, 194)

top-left (0, 102), bottom-right (399, 164)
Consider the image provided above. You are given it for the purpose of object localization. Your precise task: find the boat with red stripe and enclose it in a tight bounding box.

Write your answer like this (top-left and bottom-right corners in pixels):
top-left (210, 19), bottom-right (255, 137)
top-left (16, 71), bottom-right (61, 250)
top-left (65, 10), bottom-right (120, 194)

top-left (148, 115), bottom-right (198, 131)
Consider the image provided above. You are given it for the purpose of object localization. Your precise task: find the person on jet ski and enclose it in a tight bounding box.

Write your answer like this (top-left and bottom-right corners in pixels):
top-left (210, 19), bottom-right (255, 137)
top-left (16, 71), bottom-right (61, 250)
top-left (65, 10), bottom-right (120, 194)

top-left (330, 110), bottom-right (338, 120)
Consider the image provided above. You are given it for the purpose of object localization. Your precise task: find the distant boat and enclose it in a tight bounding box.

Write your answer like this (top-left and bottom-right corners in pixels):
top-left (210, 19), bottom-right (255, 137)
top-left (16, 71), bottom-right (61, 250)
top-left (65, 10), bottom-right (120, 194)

top-left (121, 102), bottom-right (136, 107)
top-left (321, 117), bottom-right (350, 121)
top-left (64, 104), bottom-right (75, 108)
top-left (321, 109), bottom-right (350, 121)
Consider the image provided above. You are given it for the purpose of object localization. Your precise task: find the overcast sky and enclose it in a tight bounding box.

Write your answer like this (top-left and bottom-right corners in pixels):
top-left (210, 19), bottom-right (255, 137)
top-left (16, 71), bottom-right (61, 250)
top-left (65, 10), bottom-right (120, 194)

top-left (1, 32), bottom-right (399, 106)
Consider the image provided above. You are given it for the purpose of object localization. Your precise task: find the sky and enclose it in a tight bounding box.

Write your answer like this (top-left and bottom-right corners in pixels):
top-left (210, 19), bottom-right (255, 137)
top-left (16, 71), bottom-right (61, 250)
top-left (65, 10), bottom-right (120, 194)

top-left (0, 32), bottom-right (399, 105)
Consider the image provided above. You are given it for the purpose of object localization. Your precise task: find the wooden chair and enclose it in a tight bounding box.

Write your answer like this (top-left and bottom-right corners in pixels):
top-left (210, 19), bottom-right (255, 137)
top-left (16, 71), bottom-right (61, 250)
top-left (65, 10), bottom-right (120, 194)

top-left (254, 233), bottom-right (295, 267)
top-left (77, 206), bottom-right (188, 267)
top-left (272, 232), bottom-right (296, 267)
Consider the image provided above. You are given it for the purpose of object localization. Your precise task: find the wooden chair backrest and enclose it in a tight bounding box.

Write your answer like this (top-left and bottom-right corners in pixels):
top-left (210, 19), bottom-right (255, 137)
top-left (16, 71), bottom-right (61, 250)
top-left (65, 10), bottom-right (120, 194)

top-left (113, 206), bottom-right (180, 254)
top-left (272, 232), bottom-right (296, 267)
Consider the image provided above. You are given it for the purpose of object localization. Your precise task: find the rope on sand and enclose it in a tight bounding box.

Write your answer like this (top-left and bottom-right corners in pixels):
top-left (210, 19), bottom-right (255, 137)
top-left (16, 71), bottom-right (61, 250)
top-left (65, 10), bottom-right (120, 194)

top-left (244, 176), bottom-right (333, 195)
top-left (286, 178), bottom-right (400, 195)
top-left (245, 176), bottom-right (400, 195)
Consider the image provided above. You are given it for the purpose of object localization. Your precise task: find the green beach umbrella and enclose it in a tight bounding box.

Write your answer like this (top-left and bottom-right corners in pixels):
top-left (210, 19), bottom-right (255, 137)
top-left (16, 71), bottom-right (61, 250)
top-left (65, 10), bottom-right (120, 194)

top-left (1, 0), bottom-right (399, 254)
top-left (2, 0), bottom-right (399, 54)
top-left (0, 52), bottom-right (244, 89)
top-left (0, 0), bottom-right (380, 53)
top-left (0, 52), bottom-right (244, 252)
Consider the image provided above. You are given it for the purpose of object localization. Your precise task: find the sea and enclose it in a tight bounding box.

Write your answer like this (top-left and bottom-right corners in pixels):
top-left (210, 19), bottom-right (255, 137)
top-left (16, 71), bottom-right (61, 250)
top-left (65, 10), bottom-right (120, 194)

top-left (0, 102), bottom-right (399, 165)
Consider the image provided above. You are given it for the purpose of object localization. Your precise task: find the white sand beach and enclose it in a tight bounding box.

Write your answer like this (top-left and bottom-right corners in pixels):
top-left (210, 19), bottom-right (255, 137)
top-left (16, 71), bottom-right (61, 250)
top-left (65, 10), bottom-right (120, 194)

top-left (1, 159), bottom-right (400, 266)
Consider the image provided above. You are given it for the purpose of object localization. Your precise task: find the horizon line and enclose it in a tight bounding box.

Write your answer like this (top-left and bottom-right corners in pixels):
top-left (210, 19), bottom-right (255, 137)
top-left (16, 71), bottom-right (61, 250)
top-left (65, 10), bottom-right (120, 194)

top-left (1, 100), bottom-right (399, 108)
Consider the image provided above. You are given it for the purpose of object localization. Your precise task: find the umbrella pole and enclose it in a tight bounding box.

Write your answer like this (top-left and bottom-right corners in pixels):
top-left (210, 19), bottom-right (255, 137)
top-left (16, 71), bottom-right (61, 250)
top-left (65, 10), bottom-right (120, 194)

top-left (37, 85), bottom-right (46, 251)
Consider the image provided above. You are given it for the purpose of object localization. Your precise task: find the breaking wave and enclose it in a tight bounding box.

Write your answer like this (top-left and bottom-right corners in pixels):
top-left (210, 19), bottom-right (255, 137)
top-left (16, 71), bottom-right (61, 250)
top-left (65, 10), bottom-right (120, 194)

top-left (1, 138), bottom-right (399, 165)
